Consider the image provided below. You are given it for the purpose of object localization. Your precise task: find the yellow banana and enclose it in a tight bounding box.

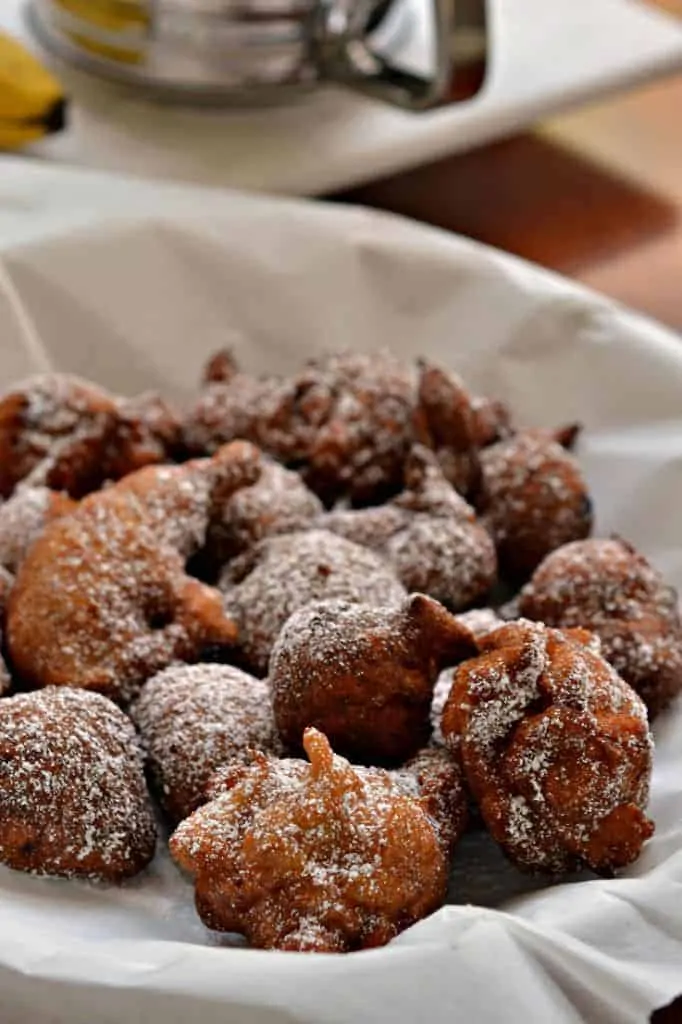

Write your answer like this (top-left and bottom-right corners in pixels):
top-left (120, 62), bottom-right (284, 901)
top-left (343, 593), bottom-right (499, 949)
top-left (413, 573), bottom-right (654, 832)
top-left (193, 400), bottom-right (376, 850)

top-left (0, 31), bottom-right (67, 151)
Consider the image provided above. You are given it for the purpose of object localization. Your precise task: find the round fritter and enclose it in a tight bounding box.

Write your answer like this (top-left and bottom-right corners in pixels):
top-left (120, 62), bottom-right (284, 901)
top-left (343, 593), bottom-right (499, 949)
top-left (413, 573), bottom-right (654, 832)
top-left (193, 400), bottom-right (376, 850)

top-left (0, 374), bottom-right (179, 499)
top-left (131, 663), bottom-right (279, 824)
top-left (477, 430), bottom-right (593, 580)
top-left (441, 620), bottom-right (654, 875)
top-left (385, 516), bottom-right (495, 612)
top-left (270, 594), bottom-right (477, 764)
top-left (170, 728), bottom-right (448, 952)
top-left (518, 537), bottom-right (682, 717)
top-left (320, 447), bottom-right (497, 612)
top-left (182, 364), bottom-right (289, 460)
top-left (220, 529), bottom-right (407, 676)
top-left (0, 687), bottom-right (156, 880)
top-left (7, 442), bottom-right (261, 702)
top-left (184, 350), bottom-right (418, 505)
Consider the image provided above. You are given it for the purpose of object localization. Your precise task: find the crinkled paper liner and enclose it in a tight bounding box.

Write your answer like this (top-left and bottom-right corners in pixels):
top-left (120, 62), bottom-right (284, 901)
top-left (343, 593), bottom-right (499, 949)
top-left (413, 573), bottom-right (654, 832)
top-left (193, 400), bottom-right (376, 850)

top-left (0, 159), bottom-right (680, 1024)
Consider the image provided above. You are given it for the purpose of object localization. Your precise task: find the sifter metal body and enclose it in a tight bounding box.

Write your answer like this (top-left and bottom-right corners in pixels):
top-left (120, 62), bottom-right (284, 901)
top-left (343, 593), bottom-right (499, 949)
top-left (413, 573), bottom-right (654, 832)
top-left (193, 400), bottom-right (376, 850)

top-left (26, 0), bottom-right (487, 107)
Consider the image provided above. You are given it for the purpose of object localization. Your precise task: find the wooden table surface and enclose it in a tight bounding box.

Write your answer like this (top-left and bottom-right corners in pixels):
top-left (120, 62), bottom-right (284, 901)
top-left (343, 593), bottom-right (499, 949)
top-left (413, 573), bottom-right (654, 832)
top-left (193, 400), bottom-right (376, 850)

top-left (340, 70), bottom-right (682, 1022)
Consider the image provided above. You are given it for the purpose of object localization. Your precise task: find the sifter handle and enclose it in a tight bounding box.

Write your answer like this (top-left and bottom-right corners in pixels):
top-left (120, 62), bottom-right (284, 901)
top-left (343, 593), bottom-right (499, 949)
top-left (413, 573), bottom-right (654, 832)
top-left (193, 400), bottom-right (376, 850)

top-left (317, 0), bottom-right (462, 110)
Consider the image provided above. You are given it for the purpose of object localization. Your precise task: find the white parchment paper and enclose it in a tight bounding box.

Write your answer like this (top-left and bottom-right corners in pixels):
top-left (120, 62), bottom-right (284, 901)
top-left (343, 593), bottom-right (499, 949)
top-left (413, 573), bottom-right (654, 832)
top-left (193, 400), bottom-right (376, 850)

top-left (0, 159), bottom-right (680, 1024)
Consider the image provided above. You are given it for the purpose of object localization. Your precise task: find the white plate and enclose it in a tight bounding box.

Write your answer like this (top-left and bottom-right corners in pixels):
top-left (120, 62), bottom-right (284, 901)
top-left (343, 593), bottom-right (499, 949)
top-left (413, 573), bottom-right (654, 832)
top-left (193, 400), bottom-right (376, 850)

top-left (0, 158), bottom-right (681, 1024)
top-left (3, 0), bottom-right (682, 195)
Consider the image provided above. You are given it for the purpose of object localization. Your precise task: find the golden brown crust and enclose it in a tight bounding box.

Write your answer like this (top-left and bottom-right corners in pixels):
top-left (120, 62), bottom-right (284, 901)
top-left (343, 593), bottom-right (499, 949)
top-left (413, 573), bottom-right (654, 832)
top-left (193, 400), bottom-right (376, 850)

top-left (131, 663), bottom-right (280, 824)
top-left (392, 745), bottom-right (469, 857)
top-left (518, 537), bottom-right (682, 717)
top-left (0, 375), bottom-right (112, 498)
top-left (0, 374), bottom-right (180, 499)
top-left (414, 361), bottom-right (512, 496)
top-left (186, 352), bottom-right (518, 508)
top-left (203, 457), bottom-right (323, 570)
top-left (442, 620), bottom-right (654, 874)
top-left (0, 688), bottom-right (156, 881)
top-left (170, 728), bottom-right (448, 952)
top-left (220, 529), bottom-right (407, 676)
top-left (185, 351), bottom-right (417, 505)
top-left (320, 447), bottom-right (497, 611)
top-left (477, 431), bottom-right (593, 580)
top-left (7, 442), bottom-right (261, 702)
top-left (271, 594), bottom-right (478, 764)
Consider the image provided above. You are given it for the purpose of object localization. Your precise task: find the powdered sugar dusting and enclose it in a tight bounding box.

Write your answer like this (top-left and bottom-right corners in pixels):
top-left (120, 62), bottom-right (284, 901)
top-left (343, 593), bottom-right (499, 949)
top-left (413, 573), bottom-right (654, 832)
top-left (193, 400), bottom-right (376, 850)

top-left (270, 599), bottom-right (408, 709)
top-left (478, 432), bottom-right (592, 578)
top-left (480, 436), bottom-right (581, 531)
top-left (221, 529), bottom-right (406, 675)
top-left (320, 448), bottom-right (496, 610)
top-left (429, 609), bottom-right (504, 745)
top-left (170, 729), bottom-right (447, 951)
top-left (131, 663), bottom-right (280, 823)
top-left (7, 448), bottom-right (258, 701)
top-left (444, 621), bottom-right (653, 873)
top-left (520, 539), bottom-right (677, 625)
top-left (206, 458), bottom-right (323, 565)
top-left (386, 514), bottom-right (495, 610)
top-left (519, 537), bottom-right (682, 715)
top-left (0, 687), bottom-right (156, 880)
top-left (318, 505), bottom-right (407, 553)
top-left (0, 485), bottom-right (74, 573)
top-left (456, 608), bottom-right (504, 638)
top-left (0, 374), bottom-right (178, 500)
top-left (464, 622), bottom-right (550, 760)
top-left (185, 351), bottom-right (418, 503)
top-left (431, 669), bottom-right (456, 745)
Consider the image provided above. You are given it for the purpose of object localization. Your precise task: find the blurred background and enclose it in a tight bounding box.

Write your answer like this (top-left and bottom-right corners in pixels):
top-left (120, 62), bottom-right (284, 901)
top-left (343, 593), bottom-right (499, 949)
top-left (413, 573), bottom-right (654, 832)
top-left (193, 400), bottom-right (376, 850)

top-left (1, 0), bottom-right (681, 329)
